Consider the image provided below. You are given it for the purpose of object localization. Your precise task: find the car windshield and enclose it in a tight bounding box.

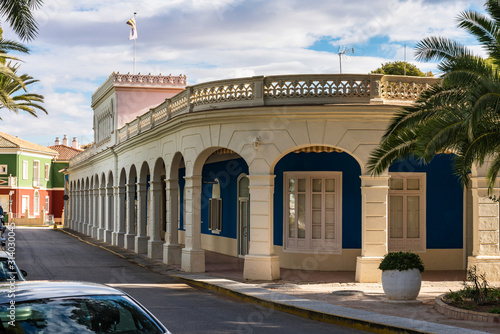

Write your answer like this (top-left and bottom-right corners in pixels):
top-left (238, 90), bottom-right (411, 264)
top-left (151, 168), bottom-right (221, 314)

top-left (0, 258), bottom-right (19, 282)
top-left (0, 295), bottom-right (164, 333)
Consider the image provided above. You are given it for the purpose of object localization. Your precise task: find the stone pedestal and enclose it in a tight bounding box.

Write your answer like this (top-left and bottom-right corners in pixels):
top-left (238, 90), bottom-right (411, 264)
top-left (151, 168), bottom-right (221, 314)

top-left (135, 235), bottom-right (149, 254)
top-left (124, 233), bottom-right (136, 250)
top-left (104, 229), bottom-right (113, 243)
top-left (113, 232), bottom-right (125, 248)
top-left (181, 248), bottom-right (205, 273)
top-left (355, 256), bottom-right (383, 283)
top-left (148, 240), bottom-right (163, 259)
top-left (243, 255), bottom-right (280, 281)
top-left (468, 256), bottom-right (500, 281)
top-left (163, 243), bottom-right (182, 265)
top-left (97, 228), bottom-right (105, 241)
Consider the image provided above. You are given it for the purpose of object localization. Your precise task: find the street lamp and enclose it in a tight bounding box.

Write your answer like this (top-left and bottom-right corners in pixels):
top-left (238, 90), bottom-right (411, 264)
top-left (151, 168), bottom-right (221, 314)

top-left (8, 190), bottom-right (14, 214)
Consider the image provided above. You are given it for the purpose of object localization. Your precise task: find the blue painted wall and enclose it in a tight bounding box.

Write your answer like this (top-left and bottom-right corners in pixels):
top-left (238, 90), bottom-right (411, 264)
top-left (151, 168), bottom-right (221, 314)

top-left (273, 152), bottom-right (362, 248)
top-left (200, 158), bottom-right (249, 238)
top-left (389, 154), bottom-right (463, 249)
top-left (178, 158), bottom-right (249, 236)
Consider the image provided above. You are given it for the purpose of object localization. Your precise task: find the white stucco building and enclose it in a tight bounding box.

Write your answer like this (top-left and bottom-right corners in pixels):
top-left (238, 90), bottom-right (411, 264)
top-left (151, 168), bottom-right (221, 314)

top-left (67, 72), bottom-right (500, 282)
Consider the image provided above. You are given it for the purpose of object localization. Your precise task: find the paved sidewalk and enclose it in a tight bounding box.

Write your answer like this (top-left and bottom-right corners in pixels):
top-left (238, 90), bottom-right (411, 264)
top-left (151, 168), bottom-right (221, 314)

top-left (58, 228), bottom-right (497, 334)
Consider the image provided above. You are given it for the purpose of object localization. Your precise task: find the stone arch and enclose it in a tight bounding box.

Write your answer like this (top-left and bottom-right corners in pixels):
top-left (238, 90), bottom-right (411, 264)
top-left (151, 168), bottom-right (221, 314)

top-left (270, 144), bottom-right (362, 175)
top-left (270, 144), bottom-right (363, 274)
top-left (180, 146), bottom-right (251, 273)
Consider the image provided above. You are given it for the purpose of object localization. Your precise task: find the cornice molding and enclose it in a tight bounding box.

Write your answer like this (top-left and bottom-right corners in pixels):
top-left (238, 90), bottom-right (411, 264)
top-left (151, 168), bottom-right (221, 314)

top-left (92, 72), bottom-right (187, 107)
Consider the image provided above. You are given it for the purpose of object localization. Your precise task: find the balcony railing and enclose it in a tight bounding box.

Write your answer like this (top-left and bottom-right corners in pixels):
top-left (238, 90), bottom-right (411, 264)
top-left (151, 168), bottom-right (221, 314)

top-left (0, 176), bottom-right (17, 187)
top-left (71, 74), bottom-right (438, 166)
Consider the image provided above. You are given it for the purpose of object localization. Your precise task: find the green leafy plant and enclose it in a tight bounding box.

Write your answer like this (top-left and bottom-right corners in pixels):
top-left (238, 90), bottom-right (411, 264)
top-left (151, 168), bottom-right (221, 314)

top-left (464, 266), bottom-right (490, 304)
top-left (378, 251), bottom-right (425, 273)
top-left (444, 266), bottom-right (500, 312)
top-left (489, 307), bottom-right (500, 314)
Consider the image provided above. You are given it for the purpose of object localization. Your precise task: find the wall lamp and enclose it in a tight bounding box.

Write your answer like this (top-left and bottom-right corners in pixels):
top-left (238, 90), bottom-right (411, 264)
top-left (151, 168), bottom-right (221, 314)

top-left (253, 136), bottom-right (261, 149)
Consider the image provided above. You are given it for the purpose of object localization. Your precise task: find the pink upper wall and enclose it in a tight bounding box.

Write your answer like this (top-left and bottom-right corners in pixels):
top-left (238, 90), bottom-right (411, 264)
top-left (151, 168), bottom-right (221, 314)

top-left (115, 87), bottom-right (184, 129)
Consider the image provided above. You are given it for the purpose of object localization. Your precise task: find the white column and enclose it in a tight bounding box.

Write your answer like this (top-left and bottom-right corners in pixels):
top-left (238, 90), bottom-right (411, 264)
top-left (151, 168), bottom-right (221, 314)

top-left (181, 176), bottom-right (205, 272)
top-left (135, 182), bottom-right (149, 254)
top-left (104, 184), bottom-right (113, 243)
top-left (468, 175), bottom-right (500, 281)
top-left (77, 188), bottom-right (83, 233)
top-left (71, 186), bottom-right (77, 231)
top-left (163, 178), bottom-right (181, 265)
top-left (355, 175), bottom-right (390, 283)
top-left (82, 187), bottom-right (88, 235)
top-left (124, 182), bottom-right (136, 250)
top-left (243, 175), bottom-right (280, 281)
top-left (87, 188), bottom-right (93, 235)
top-left (97, 186), bottom-right (105, 240)
top-left (113, 185), bottom-right (126, 247)
top-left (70, 186), bottom-right (75, 230)
top-left (148, 180), bottom-right (163, 259)
top-left (92, 184), bottom-right (99, 238)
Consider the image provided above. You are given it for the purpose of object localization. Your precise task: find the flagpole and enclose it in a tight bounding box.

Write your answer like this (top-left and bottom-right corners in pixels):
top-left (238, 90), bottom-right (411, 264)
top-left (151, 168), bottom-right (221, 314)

top-left (133, 12), bottom-right (136, 74)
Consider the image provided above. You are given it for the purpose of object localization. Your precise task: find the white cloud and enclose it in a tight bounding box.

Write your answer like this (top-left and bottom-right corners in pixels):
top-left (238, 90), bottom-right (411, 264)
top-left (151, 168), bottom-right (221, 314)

top-left (0, 0), bottom-right (489, 146)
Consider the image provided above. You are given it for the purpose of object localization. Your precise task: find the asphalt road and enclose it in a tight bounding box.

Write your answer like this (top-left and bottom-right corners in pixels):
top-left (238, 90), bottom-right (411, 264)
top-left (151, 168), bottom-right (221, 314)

top-left (11, 227), bottom-right (369, 333)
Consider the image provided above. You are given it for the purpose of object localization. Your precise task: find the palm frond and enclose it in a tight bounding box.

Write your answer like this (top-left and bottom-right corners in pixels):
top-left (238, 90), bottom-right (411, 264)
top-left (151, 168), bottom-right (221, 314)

top-left (486, 153), bottom-right (500, 191)
top-left (0, 0), bottom-right (40, 41)
top-left (457, 10), bottom-right (499, 55)
top-left (415, 36), bottom-right (471, 63)
top-left (366, 128), bottom-right (419, 175)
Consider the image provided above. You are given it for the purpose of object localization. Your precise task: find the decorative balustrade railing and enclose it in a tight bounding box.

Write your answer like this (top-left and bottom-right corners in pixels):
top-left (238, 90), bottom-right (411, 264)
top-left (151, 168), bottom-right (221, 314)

top-left (263, 74), bottom-right (372, 103)
top-left (71, 74), bottom-right (438, 165)
top-left (0, 176), bottom-right (16, 187)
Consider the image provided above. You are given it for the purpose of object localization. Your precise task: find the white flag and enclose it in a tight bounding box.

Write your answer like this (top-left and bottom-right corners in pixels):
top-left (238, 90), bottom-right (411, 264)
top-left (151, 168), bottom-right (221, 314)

top-left (126, 17), bottom-right (137, 40)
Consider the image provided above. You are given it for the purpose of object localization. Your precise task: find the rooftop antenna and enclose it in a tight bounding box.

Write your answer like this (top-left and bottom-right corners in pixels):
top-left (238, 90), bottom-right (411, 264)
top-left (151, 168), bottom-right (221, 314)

top-left (338, 46), bottom-right (354, 74)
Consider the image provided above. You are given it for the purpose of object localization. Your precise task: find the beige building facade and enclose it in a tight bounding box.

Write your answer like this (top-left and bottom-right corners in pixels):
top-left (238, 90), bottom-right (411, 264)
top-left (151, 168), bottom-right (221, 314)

top-left (67, 73), bottom-right (500, 282)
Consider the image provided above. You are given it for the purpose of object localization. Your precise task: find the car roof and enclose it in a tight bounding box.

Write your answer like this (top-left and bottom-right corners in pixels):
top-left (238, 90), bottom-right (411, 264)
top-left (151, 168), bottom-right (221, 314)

top-left (0, 250), bottom-right (13, 259)
top-left (0, 281), bottom-right (124, 303)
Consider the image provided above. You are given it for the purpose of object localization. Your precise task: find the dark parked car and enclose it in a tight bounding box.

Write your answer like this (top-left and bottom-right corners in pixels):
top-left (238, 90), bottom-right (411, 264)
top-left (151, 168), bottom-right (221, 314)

top-left (0, 250), bottom-right (26, 281)
top-left (0, 281), bottom-right (171, 333)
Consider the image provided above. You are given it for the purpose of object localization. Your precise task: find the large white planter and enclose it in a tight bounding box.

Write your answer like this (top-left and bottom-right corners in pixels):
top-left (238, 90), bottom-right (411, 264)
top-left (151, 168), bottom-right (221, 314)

top-left (381, 269), bottom-right (422, 300)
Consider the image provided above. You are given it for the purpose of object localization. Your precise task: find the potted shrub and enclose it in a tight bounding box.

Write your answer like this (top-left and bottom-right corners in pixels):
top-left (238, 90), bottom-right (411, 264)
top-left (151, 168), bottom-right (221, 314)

top-left (378, 251), bottom-right (425, 300)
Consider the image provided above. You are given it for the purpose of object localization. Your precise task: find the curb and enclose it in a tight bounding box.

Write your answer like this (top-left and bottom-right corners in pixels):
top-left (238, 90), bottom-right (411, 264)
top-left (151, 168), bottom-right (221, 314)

top-left (172, 274), bottom-right (435, 334)
top-left (435, 294), bottom-right (500, 323)
top-left (55, 228), bottom-right (488, 334)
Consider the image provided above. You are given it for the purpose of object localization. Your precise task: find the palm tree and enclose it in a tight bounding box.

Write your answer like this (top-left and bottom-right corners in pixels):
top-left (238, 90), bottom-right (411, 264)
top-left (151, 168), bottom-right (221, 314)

top-left (367, 0), bottom-right (500, 191)
top-left (0, 1), bottom-right (47, 119)
top-left (0, 61), bottom-right (45, 119)
top-left (0, 0), bottom-right (43, 41)
top-left (0, 29), bottom-right (45, 118)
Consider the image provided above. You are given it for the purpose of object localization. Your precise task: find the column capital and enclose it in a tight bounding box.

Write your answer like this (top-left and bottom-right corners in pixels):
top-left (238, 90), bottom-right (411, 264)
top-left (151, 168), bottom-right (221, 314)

top-left (148, 180), bottom-right (163, 189)
top-left (247, 174), bottom-right (275, 187)
top-left (183, 175), bottom-right (202, 188)
top-left (183, 175), bottom-right (202, 181)
top-left (136, 182), bottom-right (148, 192)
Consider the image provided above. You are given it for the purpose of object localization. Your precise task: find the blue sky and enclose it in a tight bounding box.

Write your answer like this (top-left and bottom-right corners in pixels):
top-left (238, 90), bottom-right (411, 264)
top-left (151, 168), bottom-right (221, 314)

top-left (0, 0), bottom-right (486, 146)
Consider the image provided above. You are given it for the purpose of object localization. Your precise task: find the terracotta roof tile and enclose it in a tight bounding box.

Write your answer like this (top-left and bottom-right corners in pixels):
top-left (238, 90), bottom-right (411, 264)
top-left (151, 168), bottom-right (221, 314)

top-left (48, 145), bottom-right (84, 161)
top-left (0, 132), bottom-right (58, 155)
